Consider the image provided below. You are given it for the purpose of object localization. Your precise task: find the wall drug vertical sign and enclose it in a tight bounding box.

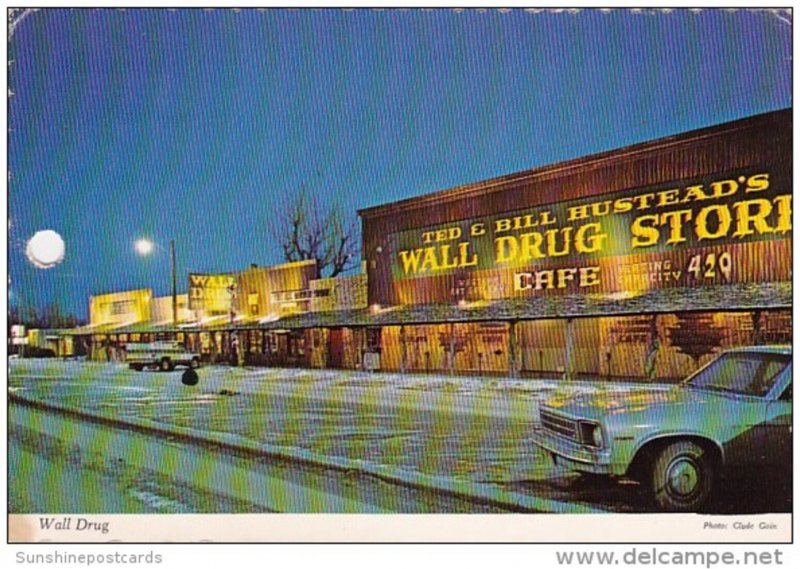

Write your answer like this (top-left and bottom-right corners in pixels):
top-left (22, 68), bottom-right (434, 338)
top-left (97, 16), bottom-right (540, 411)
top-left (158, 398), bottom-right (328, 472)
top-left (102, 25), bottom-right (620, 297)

top-left (188, 273), bottom-right (237, 314)
top-left (388, 166), bottom-right (792, 302)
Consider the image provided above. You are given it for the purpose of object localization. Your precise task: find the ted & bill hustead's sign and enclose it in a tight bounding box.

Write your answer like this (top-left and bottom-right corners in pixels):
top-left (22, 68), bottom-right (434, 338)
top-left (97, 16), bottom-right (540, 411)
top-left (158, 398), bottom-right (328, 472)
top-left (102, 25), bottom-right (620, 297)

top-left (390, 168), bottom-right (791, 299)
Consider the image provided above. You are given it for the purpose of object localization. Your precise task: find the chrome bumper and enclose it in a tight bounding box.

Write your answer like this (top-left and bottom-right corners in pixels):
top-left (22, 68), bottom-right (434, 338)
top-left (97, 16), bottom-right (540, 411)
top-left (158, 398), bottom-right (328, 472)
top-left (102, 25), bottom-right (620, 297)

top-left (531, 427), bottom-right (614, 475)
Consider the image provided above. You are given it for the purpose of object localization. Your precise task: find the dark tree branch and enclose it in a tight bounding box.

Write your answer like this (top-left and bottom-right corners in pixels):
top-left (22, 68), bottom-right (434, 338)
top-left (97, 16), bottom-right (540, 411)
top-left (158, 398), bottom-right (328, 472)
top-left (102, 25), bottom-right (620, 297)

top-left (272, 182), bottom-right (361, 277)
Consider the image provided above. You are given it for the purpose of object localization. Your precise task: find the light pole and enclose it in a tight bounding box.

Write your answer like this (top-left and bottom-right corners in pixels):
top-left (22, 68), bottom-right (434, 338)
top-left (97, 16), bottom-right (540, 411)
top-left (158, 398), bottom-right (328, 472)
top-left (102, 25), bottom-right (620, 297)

top-left (135, 238), bottom-right (178, 327)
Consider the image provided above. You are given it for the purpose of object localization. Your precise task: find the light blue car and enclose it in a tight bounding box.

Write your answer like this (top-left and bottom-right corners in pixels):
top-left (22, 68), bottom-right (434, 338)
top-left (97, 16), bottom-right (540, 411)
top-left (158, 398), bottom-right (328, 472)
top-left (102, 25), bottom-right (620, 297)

top-left (531, 346), bottom-right (792, 511)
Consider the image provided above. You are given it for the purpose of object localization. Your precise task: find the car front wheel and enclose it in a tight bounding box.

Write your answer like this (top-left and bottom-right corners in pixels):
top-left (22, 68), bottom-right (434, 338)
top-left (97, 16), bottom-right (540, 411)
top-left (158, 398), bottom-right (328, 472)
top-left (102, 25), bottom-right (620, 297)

top-left (650, 441), bottom-right (715, 512)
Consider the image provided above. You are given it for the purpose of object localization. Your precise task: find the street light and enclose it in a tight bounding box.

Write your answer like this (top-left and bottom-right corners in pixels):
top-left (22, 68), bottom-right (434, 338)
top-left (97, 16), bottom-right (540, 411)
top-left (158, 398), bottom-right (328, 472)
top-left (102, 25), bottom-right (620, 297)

top-left (134, 239), bottom-right (154, 256)
top-left (135, 238), bottom-right (178, 327)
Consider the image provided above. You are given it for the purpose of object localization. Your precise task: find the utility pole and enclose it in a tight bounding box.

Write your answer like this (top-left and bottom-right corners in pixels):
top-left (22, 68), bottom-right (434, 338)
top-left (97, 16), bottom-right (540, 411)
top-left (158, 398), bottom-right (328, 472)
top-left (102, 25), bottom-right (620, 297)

top-left (171, 240), bottom-right (177, 327)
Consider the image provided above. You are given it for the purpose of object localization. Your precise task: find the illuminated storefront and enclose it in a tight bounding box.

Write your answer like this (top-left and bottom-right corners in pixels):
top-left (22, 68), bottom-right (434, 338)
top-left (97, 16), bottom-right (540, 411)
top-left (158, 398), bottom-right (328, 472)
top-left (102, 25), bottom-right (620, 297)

top-left (183, 260), bottom-right (340, 366)
top-left (73, 289), bottom-right (192, 361)
top-left (358, 109), bottom-right (792, 379)
top-left (233, 268), bottom-right (369, 369)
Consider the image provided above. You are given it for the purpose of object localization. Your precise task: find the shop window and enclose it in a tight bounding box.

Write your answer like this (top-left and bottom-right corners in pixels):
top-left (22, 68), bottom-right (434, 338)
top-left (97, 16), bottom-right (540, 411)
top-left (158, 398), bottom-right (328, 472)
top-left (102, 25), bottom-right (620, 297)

top-left (108, 300), bottom-right (135, 315)
top-left (199, 333), bottom-right (211, 355)
top-left (656, 311), bottom-right (786, 381)
top-left (248, 293), bottom-right (259, 316)
top-left (288, 332), bottom-right (305, 357)
top-left (263, 333), bottom-right (279, 355)
top-left (760, 311), bottom-right (792, 344)
top-left (518, 320), bottom-right (569, 378)
top-left (366, 328), bottom-right (381, 352)
top-left (666, 313), bottom-right (724, 366)
top-left (248, 330), bottom-right (263, 354)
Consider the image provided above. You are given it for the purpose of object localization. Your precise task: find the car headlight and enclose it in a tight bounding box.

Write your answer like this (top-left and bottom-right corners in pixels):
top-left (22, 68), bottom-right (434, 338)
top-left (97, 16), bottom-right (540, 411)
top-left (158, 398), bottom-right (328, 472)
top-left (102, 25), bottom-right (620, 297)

top-left (578, 421), bottom-right (603, 448)
top-left (592, 425), bottom-right (604, 448)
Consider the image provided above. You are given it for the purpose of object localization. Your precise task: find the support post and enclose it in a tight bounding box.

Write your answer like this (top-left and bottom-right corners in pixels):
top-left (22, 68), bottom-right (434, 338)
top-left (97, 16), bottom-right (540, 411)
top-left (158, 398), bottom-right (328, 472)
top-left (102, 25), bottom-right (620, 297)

top-left (448, 322), bottom-right (456, 376)
top-left (645, 314), bottom-right (660, 381)
top-left (361, 328), bottom-right (367, 371)
top-left (752, 310), bottom-right (762, 345)
top-left (564, 318), bottom-right (574, 381)
top-left (508, 320), bottom-right (517, 378)
top-left (170, 239), bottom-right (177, 327)
top-left (400, 325), bottom-right (407, 374)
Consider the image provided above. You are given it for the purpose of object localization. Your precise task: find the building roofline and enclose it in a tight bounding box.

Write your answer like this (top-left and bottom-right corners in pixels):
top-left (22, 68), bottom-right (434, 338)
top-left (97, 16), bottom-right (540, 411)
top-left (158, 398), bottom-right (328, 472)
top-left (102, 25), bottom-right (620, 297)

top-left (89, 288), bottom-right (153, 300)
top-left (357, 108), bottom-right (792, 220)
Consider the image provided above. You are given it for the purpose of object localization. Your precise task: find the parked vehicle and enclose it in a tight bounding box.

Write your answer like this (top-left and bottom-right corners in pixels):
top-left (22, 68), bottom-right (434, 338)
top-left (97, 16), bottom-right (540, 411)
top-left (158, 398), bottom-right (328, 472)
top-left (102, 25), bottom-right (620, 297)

top-left (531, 346), bottom-right (792, 512)
top-left (125, 341), bottom-right (201, 372)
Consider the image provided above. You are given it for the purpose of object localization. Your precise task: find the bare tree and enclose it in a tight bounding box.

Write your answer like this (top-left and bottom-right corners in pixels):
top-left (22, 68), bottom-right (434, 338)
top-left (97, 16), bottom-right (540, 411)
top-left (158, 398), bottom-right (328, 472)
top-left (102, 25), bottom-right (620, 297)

top-left (8, 301), bottom-right (82, 329)
top-left (272, 186), bottom-right (360, 278)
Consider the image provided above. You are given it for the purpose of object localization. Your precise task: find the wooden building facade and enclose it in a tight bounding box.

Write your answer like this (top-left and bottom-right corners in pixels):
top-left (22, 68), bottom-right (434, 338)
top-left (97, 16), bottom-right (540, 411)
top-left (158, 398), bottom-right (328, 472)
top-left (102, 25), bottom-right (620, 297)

top-left (357, 109), bottom-right (792, 380)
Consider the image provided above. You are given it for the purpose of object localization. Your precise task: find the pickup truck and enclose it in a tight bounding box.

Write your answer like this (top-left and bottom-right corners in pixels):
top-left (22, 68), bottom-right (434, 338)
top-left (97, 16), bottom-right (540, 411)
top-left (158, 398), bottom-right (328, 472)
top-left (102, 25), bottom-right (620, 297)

top-left (531, 346), bottom-right (792, 512)
top-left (126, 341), bottom-right (201, 372)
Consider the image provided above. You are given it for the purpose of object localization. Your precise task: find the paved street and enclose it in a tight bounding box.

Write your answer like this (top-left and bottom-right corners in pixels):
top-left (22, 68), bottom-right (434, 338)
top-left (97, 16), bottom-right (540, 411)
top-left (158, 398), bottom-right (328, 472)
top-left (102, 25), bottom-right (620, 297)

top-left (8, 359), bottom-right (791, 513)
top-left (9, 360), bottom-right (552, 483)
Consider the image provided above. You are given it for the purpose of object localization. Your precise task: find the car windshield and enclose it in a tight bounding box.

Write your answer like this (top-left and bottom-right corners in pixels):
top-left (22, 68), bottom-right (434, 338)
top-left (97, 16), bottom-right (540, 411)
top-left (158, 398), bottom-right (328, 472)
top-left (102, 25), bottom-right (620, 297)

top-left (685, 352), bottom-right (791, 396)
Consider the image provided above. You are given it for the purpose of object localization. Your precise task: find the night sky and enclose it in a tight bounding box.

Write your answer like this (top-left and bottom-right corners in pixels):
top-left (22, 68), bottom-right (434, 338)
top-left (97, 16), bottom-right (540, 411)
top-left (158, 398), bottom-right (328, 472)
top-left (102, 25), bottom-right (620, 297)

top-left (7, 8), bottom-right (792, 318)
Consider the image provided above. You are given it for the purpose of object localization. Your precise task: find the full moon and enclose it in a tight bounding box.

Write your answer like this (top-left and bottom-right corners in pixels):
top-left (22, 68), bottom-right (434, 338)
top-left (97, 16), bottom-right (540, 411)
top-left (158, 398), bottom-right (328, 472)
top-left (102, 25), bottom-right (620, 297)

top-left (26, 230), bottom-right (66, 269)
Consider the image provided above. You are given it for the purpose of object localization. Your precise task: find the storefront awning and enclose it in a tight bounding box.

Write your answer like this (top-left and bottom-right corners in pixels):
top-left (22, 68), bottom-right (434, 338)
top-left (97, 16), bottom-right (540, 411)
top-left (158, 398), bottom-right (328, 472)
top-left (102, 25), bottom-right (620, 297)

top-left (238, 281), bottom-right (792, 330)
top-left (68, 282), bottom-right (791, 335)
top-left (68, 321), bottom-right (144, 336)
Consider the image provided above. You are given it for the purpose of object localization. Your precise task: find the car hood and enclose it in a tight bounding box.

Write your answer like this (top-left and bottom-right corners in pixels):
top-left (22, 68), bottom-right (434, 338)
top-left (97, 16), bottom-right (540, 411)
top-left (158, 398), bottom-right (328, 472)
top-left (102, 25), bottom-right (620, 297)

top-left (540, 382), bottom-right (751, 422)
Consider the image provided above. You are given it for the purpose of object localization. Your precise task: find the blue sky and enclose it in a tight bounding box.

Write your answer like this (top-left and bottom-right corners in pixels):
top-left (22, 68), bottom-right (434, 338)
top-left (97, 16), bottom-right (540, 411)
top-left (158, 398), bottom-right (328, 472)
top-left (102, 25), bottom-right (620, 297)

top-left (8, 8), bottom-right (792, 317)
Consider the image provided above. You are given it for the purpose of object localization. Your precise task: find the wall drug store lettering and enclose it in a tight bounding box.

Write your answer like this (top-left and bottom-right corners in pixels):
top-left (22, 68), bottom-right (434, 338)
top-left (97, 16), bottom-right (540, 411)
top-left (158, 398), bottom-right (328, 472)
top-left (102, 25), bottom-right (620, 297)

top-left (392, 170), bottom-right (791, 293)
top-left (188, 273), bottom-right (237, 311)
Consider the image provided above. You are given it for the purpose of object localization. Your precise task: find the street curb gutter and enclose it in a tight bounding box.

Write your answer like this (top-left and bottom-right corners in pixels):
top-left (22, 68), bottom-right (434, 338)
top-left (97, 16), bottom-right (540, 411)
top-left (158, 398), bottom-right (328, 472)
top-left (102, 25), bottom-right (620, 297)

top-left (9, 392), bottom-right (605, 514)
